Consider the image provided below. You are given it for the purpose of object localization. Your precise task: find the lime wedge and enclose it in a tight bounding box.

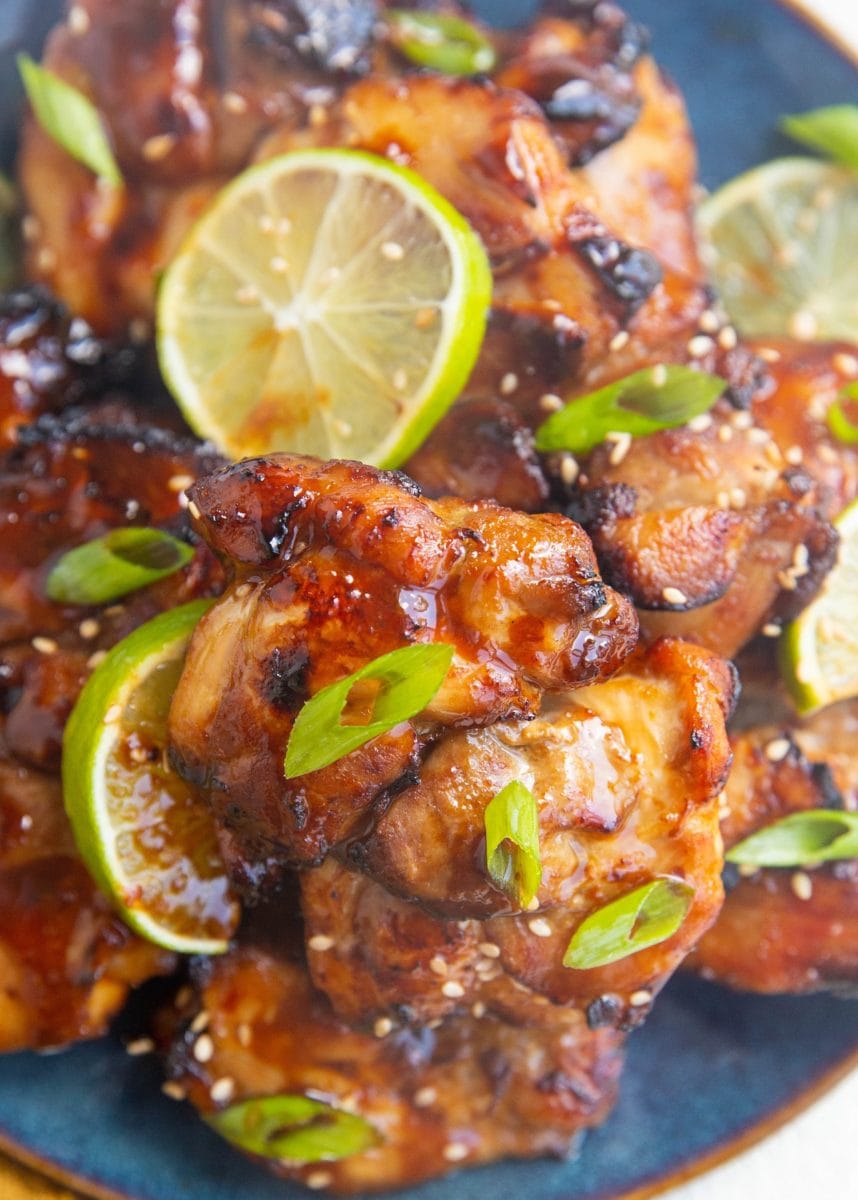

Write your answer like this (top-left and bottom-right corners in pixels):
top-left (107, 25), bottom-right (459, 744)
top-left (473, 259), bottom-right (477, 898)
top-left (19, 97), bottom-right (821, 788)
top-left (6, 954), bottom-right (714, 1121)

top-left (781, 498), bottom-right (858, 715)
top-left (156, 148), bottom-right (492, 467)
top-left (62, 601), bottom-right (239, 954)
top-left (698, 157), bottom-right (858, 341)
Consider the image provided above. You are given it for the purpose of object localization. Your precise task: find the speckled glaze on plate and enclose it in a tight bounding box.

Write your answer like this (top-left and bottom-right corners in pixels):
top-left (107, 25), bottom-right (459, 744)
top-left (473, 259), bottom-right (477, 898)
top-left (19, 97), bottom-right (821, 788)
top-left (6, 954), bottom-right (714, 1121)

top-left (0, 2), bottom-right (857, 1199)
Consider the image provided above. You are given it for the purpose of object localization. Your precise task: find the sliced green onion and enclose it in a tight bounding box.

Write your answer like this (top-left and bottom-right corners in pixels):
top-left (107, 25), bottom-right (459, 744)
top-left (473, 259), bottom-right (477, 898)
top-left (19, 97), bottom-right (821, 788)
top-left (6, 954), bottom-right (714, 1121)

top-left (45, 528), bottom-right (194, 605)
top-left (726, 809), bottom-right (858, 868)
top-left (781, 105), bottom-right (858, 173)
top-left (385, 10), bottom-right (497, 76)
top-left (17, 54), bottom-right (122, 186)
top-left (0, 173), bottom-right (19, 290)
top-left (562, 878), bottom-right (694, 970)
top-left (206, 1094), bottom-right (381, 1163)
top-left (827, 381), bottom-right (858, 444)
top-left (534, 366), bottom-right (725, 456)
top-left (284, 642), bottom-right (454, 779)
top-left (484, 781), bottom-right (542, 909)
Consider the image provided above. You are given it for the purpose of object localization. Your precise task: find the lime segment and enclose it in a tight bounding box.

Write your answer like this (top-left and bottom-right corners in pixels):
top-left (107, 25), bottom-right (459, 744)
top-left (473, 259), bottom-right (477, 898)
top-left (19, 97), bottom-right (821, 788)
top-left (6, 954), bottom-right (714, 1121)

top-left (62, 601), bottom-right (239, 955)
top-left (698, 157), bottom-right (858, 341)
top-left (156, 148), bottom-right (492, 467)
top-left (781, 498), bottom-right (858, 715)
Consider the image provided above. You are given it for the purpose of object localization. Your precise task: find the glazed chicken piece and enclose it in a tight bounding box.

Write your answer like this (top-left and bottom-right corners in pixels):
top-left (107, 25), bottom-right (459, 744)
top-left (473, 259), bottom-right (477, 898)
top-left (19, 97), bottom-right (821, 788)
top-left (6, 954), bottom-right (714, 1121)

top-left (168, 453), bottom-right (638, 881)
top-left (0, 413), bottom-right (224, 1049)
top-left (302, 638), bottom-right (734, 1032)
top-left (564, 340), bottom-right (858, 657)
top-left (164, 905), bottom-right (624, 1193)
top-left (689, 645), bottom-right (858, 995)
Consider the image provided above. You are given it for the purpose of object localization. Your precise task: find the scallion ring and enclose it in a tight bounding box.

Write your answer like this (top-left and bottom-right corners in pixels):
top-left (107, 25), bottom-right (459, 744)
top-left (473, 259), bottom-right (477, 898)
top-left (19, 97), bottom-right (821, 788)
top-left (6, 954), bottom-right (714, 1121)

top-left (563, 877), bottom-right (694, 970)
top-left (781, 105), bottom-right (858, 173)
top-left (827, 381), bottom-right (858, 445)
top-left (726, 809), bottom-right (858, 868)
top-left (45, 527), bottom-right (194, 606)
top-left (206, 1094), bottom-right (381, 1163)
top-left (385, 10), bottom-right (497, 76)
top-left (484, 780), bottom-right (542, 909)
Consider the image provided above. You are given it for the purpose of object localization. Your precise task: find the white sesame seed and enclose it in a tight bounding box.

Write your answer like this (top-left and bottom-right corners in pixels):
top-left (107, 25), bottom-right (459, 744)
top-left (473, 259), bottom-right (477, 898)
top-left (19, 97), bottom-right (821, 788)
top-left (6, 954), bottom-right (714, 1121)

top-left (142, 133), bottom-right (178, 162)
top-left (525, 895), bottom-right (541, 912)
top-left (662, 586), bottom-right (688, 606)
top-left (539, 392), bottom-right (563, 413)
top-left (308, 934), bottom-right (334, 952)
top-left (188, 500), bottom-right (201, 521)
top-left (764, 737), bottom-right (791, 763)
top-left (500, 372), bottom-right (519, 396)
top-left (413, 1086), bottom-right (437, 1107)
top-left (687, 413), bottom-right (713, 433)
top-left (210, 1076), bottom-right (236, 1103)
top-left (168, 473), bottom-right (194, 493)
top-left (791, 871), bottom-right (813, 901)
top-left (528, 917), bottom-right (553, 938)
top-left (373, 1017), bottom-right (394, 1038)
top-left (609, 330), bottom-right (630, 352)
top-left (606, 430), bottom-right (632, 466)
top-left (777, 568), bottom-right (799, 591)
top-left (429, 955), bottom-right (448, 977)
top-left (441, 981), bottom-right (465, 999)
top-left (834, 352), bottom-right (858, 377)
top-left (738, 863), bottom-right (760, 878)
top-left (717, 424), bottom-right (733, 443)
top-left (68, 4), bottom-right (90, 34)
top-left (748, 427), bottom-right (771, 444)
top-left (688, 334), bottom-right (715, 359)
top-left (190, 1010), bottom-right (210, 1034)
top-left (718, 325), bottom-right (738, 351)
top-left (652, 364), bottom-right (668, 387)
top-left (789, 310), bottom-right (818, 341)
top-left (629, 989), bottom-right (652, 1007)
top-left (392, 368), bottom-right (408, 392)
top-left (729, 487), bottom-right (747, 509)
top-left (381, 240), bottom-right (405, 261)
top-left (471, 1002), bottom-right (487, 1018)
top-left (762, 622), bottom-right (782, 638)
top-left (193, 1034), bottom-right (214, 1063)
top-left (443, 1142), bottom-right (469, 1162)
top-left (222, 91), bottom-right (249, 114)
top-left (78, 618), bottom-right (100, 640)
top-left (36, 246), bottom-right (57, 272)
top-left (306, 1170), bottom-right (334, 1190)
top-left (87, 650), bottom-right (108, 670)
top-left (32, 636), bottom-right (58, 655)
top-left (21, 214), bottom-right (40, 242)
top-left (161, 1082), bottom-right (187, 1101)
top-left (784, 445), bottom-right (803, 465)
top-left (756, 346), bottom-right (782, 364)
top-left (126, 1037), bottom-right (155, 1056)
top-left (478, 942), bottom-right (500, 958)
top-left (19, 814), bottom-right (33, 831)
top-left (698, 310), bottom-right (720, 333)
top-left (559, 454), bottom-right (579, 487)
top-left (793, 544), bottom-right (810, 573)
top-left (730, 411), bottom-right (753, 430)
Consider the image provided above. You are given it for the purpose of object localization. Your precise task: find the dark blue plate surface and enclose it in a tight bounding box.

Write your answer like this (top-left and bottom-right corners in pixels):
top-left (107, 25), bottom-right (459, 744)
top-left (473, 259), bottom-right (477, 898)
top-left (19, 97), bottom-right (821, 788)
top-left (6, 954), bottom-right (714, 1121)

top-left (1, 3), bottom-right (857, 1198)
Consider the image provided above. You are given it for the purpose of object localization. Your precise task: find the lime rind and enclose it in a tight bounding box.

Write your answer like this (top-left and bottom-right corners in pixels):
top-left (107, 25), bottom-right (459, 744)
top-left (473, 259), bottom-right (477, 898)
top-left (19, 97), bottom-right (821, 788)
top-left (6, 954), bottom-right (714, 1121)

top-left (697, 157), bottom-right (858, 341)
top-left (61, 599), bottom-right (230, 955)
top-left (157, 148), bottom-right (492, 468)
top-left (781, 498), bottom-right (858, 715)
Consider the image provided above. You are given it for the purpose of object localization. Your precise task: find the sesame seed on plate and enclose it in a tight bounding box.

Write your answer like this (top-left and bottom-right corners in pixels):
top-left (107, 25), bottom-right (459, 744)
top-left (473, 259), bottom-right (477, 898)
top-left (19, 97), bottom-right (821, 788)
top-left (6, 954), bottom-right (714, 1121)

top-left (414, 1087), bottom-right (437, 1108)
top-left (190, 1010), bottom-right (210, 1034)
top-left (500, 372), bottom-right (519, 395)
top-left (429, 955), bottom-right (448, 977)
top-left (441, 981), bottom-right (465, 999)
top-left (687, 334), bottom-right (715, 358)
top-left (777, 568), bottom-right (799, 592)
top-left (308, 934), bottom-right (334, 952)
top-left (142, 133), bottom-right (178, 162)
top-left (834, 352), bottom-right (858, 376)
top-left (210, 1077), bottom-right (236, 1103)
top-left (629, 989), bottom-right (652, 1007)
top-left (443, 1142), bottom-right (469, 1163)
top-left (193, 1034), bottom-right (214, 1063)
top-left (717, 424), bottom-right (733, 443)
top-left (661, 586), bottom-right (687, 606)
top-left (687, 413), bottom-right (713, 433)
top-left (471, 1002), bottom-right (486, 1018)
top-left (762, 622), bottom-right (782, 637)
top-left (718, 325), bottom-right (738, 350)
top-left (306, 1170), bottom-right (334, 1190)
top-left (539, 392), bottom-right (563, 413)
top-left (78, 618), bottom-right (100, 640)
top-left (68, 5), bottom-right (90, 34)
top-left (188, 500), bottom-right (202, 520)
top-left (87, 650), bottom-right (108, 670)
top-left (125, 1037), bottom-right (155, 1056)
top-left (374, 1017), bottom-right (394, 1038)
top-left (168, 473), bottom-right (194, 493)
top-left (789, 310), bottom-right (818, 340)
top-left (609, 330), bottom-right (630, 352)
top-left (222, 91), bottom-right (249, 114)
top-left (478, 942), bottom-right (500, 958)
top-left (161, 1082), bottom-right (187, 1102)
top-left (559, 454), bottom-right (579, 487)
top-left (32, 636), bottom-right (58, 655)
top-left (784, 445), bottom-right (803, 465)
top-left (791, 871), bottom-right (813, 901)
top-left (528, 918), bottom-right (553, 938)
top-left (698, 310), bottom-right (720, 333)
top-left (756, 346), bottom-right (781, 363)
top-left (764, 737), bottom-right (791, 763)
top-left (730, 410), bottom-right (753, 430)
top-left (606, 430), bottom-right (632, 466)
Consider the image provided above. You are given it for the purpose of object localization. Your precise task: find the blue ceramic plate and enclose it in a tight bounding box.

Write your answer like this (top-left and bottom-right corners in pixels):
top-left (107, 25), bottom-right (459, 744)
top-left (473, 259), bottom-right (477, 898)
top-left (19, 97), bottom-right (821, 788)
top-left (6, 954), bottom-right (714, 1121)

top-left (1, 3), bottom-right (858, 1199)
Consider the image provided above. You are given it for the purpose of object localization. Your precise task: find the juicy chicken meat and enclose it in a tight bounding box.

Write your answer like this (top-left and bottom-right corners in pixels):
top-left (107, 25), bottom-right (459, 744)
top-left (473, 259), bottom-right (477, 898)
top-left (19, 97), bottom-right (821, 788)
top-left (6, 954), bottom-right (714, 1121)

top-left (168, 453), bottom-right (638, 877)
top-left (164, 906), bottom-right (624, 1194)
top-left (302, 638), bottom-right (734, 1031)
top-left (0, 412), bottom-right (224, 1049)
top-left (566, 340), bottom-right (858, 657)
top-left (690, 646), bottom-right (858, 995)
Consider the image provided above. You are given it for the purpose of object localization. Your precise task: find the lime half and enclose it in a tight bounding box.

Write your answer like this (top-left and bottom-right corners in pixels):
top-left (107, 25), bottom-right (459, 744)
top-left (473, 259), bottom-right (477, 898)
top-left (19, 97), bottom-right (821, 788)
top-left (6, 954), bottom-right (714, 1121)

top-left (698, 157), bottom-right (858, 341)
top-left (62, 601), bottom-right (239, 954)
top-left (781, 498), bottom-right (858, 715)
top-left (156, 148), bottom-right (492, 467)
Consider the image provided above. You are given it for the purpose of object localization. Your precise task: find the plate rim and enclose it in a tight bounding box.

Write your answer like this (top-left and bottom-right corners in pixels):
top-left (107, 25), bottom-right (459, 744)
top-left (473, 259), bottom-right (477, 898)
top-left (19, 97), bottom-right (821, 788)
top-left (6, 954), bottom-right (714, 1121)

top-left (2, 1), bottom-right (858, 1198)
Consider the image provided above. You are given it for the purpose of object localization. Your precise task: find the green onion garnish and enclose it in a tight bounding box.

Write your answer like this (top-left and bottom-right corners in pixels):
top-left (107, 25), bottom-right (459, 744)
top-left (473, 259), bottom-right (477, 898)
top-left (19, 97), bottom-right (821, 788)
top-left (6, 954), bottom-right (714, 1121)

top-left (562, 878), bottom-right (694, 970)
top-left (45, 528), bottom-right (194, 605)
top-left (206, 1094), bottom-right (381, 1163)
top-left (781, 105), bottom-right (858, 173)
top-left (484, 781), bottom-right (542, 909)
top-left (0, 173), bottom-right (19, 290)
top-left (284, 642), bottom-right (454, 779)
top-left (534, 366), bottom-right (726, 456)
top-left (726, 809), bottom-right (858, 868)
top-left (827, 381), bottom-right (858, 444)
top-left (385, 10), bottom-right (497, 76)
top-left (17, 53), bottom-right (122, 186)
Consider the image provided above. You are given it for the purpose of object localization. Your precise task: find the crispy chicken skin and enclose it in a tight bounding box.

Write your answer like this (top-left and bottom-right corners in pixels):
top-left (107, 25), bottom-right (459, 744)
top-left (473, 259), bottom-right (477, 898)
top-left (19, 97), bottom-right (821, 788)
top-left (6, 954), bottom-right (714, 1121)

top-left (566, 340), bottom-right (858, 656)
top-left (164, 909), bottom-right (624, 1194)
top-left (168, 453), bottom-right (638, 875)
top-left (689, 648), bottom-right (858, 995)
top-left (302, 639), bottom-right (734, 1031)
top-left (0, 413), bottom-right (224, 1049)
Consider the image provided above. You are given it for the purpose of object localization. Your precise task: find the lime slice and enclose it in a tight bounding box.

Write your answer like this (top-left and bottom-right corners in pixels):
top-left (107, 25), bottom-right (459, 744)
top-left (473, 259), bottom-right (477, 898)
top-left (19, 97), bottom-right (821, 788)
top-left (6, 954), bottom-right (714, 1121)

top-left (62, 601), bottom-right (239, 954)
top-left (698, 157), bottom-right (858, 341)
top-left (781, 498), bottom-right (858, 715)
top-left (156, 148), bottom-right (492, 467)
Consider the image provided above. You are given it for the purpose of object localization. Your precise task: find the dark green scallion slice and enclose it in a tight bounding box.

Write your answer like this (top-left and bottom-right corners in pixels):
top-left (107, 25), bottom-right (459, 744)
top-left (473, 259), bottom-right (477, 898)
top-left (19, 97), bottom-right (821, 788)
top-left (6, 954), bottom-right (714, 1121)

top-left (206, 1094), bottom-right (381, 1163)
top-left (385, 10), bottom-right (496, 76)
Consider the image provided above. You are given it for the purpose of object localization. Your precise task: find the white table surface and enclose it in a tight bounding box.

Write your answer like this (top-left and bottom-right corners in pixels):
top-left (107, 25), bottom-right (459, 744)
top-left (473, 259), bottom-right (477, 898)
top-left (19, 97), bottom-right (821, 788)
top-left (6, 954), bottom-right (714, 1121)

top-left (665, 3), bottom-right (858, 1198)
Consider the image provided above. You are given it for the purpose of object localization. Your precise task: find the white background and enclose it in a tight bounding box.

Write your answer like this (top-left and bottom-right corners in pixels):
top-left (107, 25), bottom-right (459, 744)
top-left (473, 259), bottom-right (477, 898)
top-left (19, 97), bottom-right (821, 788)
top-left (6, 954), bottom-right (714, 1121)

top-left (666, 3), bottom-right (858, 1198)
